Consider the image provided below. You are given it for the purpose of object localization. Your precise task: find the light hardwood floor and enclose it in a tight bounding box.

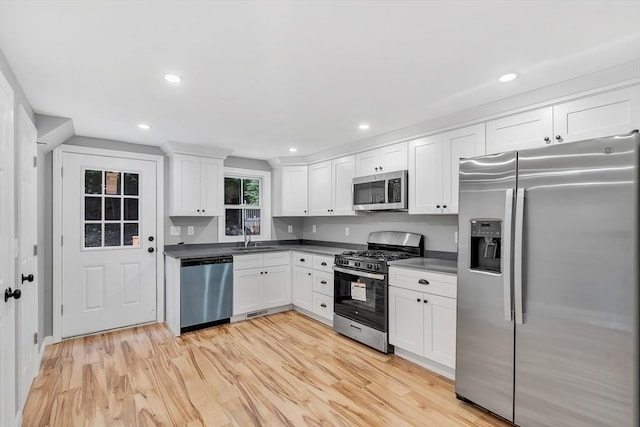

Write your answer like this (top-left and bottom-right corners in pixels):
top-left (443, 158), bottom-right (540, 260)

top-left (23, 311), bottom-right (509, 426)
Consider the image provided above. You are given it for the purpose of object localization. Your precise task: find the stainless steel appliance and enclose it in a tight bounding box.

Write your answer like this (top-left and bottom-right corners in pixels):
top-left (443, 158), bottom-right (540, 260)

top-left (353, 170), bottom-right (408, 211)
top-left (333, 231), bottom-right (423, 353)
top-left (456, 132), bottom-right (639, 426)
top-left (180, 255), bottom-right (233, 333)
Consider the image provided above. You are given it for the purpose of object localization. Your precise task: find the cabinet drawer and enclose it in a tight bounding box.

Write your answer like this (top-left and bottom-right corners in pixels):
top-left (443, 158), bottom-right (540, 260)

top-left (312, 293), bottom-right (333, 321)
top-left (313, 271), bottom-right (334, 297)
top-left (293, 252), bottom-right (312, 268)
top-left (313, 255), bottom-right (334, 273)
top-left (233, 254), bottom-right (263, 270)
top-left (389, 267), bottom-right (457, 298)
top-left (263, 251), bottom-right (290, 267)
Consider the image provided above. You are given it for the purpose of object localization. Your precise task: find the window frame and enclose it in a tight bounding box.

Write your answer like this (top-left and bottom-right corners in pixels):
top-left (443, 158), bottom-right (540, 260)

top-left (218, 167), bottom-right (271, 243)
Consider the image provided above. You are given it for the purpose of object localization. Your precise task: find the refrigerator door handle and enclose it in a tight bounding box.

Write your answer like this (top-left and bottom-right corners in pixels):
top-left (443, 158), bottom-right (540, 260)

top-left (514, 188), bottom-right (525, 325)
top-left (503, 189), bottom-right (514, 322)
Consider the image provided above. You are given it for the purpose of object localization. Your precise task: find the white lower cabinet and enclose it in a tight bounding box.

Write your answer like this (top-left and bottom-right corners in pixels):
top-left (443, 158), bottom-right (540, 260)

top-left (389, 266), bottom-right (457, 377)
top-left (293, 252), bottom-right (334, 325)
top-left (233, 252), bottom-right (291, 316)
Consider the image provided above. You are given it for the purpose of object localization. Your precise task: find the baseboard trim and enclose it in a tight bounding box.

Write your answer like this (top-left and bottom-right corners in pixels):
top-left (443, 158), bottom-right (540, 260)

top-left (394, 347), bottom-right (456, 380)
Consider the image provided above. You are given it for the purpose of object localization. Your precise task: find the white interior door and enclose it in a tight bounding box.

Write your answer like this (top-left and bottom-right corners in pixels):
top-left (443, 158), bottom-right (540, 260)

top-left (61, 152), bottom-right (158, 338)
top-left (16, 105), bottom-right (38, 410)
top-left (0, 70), bottom-right (17, 427)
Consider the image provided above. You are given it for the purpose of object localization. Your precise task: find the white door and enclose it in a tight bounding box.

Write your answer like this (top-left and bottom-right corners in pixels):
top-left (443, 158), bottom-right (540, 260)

top-left (16, 105), bottom-right (38, 409)
top-left (331, 155), bottom-right (356, 216)
top-left (281, 165), bottom-right (308, 216)
top-left (200, 156), bottom-right (223, 216)
top-left (354, 149), bottom-right (380, 176)
top-left (0, 70), bottom-right (17, 427)
top-left (232, 269), bottom-right (262, 315)
top-left (379, 141), bottom-right (408, 172)
top-left (292, 267), bottom-right (313, 311)
top-left (263, 265), bottom-right (291, 308)
top-left (388, 286), bottom-right (424, 355)
top-left (485, 107), bottom-right (554, 154)
top-left (408, 136), bottom-right (443, 214)
top-left (61, 152), bottom-right (158, 338)
top-left (308, 160), bottom-right (332, 216)
top-left (423, 293), bottom-right (457, 369)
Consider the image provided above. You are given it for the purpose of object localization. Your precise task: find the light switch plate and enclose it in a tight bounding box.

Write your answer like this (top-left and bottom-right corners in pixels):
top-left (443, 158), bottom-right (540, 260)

top-left (170, 226), bottom-right (181, 236)
top-left (187, 226), bottom-right (194, 235)
top-left (288, 225), bottom-right (293, 233)
top-left (345, 227), bottom-right (350, 236)
top-left (312, 225), bottom-right (316, 233)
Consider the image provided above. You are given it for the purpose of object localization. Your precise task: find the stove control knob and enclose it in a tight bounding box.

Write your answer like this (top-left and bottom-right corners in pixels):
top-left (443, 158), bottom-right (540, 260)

top-left (366, 263), bottom-right (373, 269)
top-left (354, 261), bottom-right (360, 267)
top-left (374, 264), bottom-right (381, 270)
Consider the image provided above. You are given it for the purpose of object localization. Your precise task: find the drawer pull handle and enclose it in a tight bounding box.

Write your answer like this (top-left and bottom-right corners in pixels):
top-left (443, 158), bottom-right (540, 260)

top-left (320, 280), bottom-right (327, 284)
top-left (418, 279), bottom-right (429, 285)
top-left (320, 303), bottom-right (327, 308)
top-left (300, 258), bottom-right (306, 262)
top-left (321, 262), bottom-right (327, 266)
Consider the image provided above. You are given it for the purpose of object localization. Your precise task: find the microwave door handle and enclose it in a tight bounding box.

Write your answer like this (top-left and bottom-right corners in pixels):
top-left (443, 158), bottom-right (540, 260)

top-left (503, 189), bottom-right (514, 322)
top-left (514, 189), bottom-right (525, 325)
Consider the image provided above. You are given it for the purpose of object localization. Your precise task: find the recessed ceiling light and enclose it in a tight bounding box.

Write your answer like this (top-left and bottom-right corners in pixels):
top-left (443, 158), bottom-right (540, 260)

top-left (137, 123), bottom-right (150, 130)
top-left (163, 73), bottom-right (182, 84)
top-left (499, 73), bottom-right (518, 82)
top-left (358, 123), bottom-right (370, 130)
top-left (289, 147), bottom-right (297, 152)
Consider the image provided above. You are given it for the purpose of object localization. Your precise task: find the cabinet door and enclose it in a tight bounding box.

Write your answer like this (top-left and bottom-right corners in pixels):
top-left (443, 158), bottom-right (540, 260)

top-left (388, 286), bottom-right (424, 355)
top-left (423, 294), bottom-right (457, 369)
top-left (408, 136), bottom-right (443, 214)
top-left (233, 269), bottom-right (263, 315)
top-left (263, 265), bottom-right (291, 308)
top-left (308, 161), bottom-right (332, 216)
top-left (355, 149), bottom-right (380, 177)
top-left (486, 107), bottom-right (553, 154)
top-left (442, 123), bottom-right (486, 214)
top-left (292, 267), bottom-right (313, 311)
top-left (281, 166), bottom-right (309, 216)
top-left (200, 157), bottom-right (223, 216)
top-left (331, 155), bottom-right (356, 216)
top-left (169, 154), bottom-right (201, 216)
top-left (380, 141), bottom-right (408, 172)
top-left (554, 85), bottom-right (640, 144)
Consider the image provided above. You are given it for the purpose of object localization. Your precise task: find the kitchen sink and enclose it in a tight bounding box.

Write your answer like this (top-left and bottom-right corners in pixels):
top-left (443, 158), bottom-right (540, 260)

top-left (231, 246), bottom-right (276, 252)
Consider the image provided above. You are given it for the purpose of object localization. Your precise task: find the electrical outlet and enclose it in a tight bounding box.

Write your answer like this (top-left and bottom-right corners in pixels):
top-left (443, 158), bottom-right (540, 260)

top-left (170, 226), bottom-right (181, 236)
top-left (312, 225), bottom-right (316, 233)
top-left (187, 226), bottom-right (195, 235)
top-left (287, 225), bottom-right (293, 233)
top-left (345, 227), bottom-right (350, 236)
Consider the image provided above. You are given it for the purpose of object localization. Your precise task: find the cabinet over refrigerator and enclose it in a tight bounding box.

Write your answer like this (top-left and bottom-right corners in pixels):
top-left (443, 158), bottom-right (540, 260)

top-left (455, 132), bottom-right (639, 426)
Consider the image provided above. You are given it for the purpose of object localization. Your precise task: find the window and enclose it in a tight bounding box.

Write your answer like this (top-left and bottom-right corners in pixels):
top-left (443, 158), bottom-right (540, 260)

top-left (219, 168), bottom-right (271, 242)
top-left (83, 169), bottom-right (140, 249)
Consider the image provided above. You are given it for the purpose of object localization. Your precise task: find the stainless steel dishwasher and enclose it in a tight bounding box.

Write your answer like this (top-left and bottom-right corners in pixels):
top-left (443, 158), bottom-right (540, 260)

top-left (180, 255), bottom-right (233, 333)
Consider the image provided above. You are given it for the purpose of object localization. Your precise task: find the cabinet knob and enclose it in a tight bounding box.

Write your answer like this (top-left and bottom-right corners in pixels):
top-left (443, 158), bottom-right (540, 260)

top-left (555, 135), bottom-right (563, 142)
top-left (320, 303), bottom-right (327, 308)
top-left (374, 167), bottom-right (378, 171)
top-left (197, 209), bottom-right (200, 213)
top-left (418, 279), bottom-right (429, 285)
top-left (265, 271), bottom-right (268, 274)
top-left (202, 209), bottom-right (205, 213)
top-left (442, 205), bottom-right (447, 209)
top-left (379, 166), bottom-right (382, 170)
top-left (21, 274), bottom-right (34, 284)
top-left (300, 258), bottom-right (305, 262)
top-left (4, 288), bottom-right (21, 302)
top-left (416, 298), bottom-right (421, 302)
top-left (320, 280), bottom-right (327, 284)
top-left (308, 272), bottom-right (312, 276)
top-left (544, 136), bottom-right (551, 144)
top-left (304, 210), bottom-right (307, 214)
top-left (328, 209), bottom-right (331, 212)
top-left (321, 262), bottom-right (327, 266)
top-left (260, 271), bottom-right (264, 275)
top-left (436, 205), bottom-right (441, 208)
top-left (148, 247), bottom-right (155, 253)
top-left (424, 299), bottom-right (428, 304)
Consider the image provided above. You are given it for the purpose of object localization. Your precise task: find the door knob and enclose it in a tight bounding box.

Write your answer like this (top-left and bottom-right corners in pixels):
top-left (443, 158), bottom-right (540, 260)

top-left (4, 288), bottom-right (21, 302)
top-left (21, 274), bottom-right (34, 284)
top-left (148, 247), bottom-right (155, 253)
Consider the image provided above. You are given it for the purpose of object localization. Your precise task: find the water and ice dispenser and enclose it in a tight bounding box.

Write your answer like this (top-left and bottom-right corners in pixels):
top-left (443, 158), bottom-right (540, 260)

top-left (470, 220), bottom-right (502, 273)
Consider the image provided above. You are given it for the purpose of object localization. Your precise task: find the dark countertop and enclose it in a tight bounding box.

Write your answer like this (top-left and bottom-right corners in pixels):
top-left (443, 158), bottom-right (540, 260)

top-left (388, 257), bottom-right (458, 275)
top-left (164, 243), bottom-right (355, 260)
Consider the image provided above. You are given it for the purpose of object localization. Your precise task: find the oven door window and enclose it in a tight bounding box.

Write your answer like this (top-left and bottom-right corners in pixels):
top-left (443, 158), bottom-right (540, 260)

top-left (334, 270), bottom-right (386, 331)
top-left (353, 180), bottom-right (386, 206)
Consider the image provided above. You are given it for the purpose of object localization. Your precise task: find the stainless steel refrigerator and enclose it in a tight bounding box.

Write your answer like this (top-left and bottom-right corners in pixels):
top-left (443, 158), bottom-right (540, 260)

top-left (456, 132), bottom-right (639, 426)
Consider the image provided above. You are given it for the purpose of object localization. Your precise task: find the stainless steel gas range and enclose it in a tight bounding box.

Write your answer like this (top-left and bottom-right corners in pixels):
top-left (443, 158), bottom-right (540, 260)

top-left (333, 231), bottom-right (423, 353)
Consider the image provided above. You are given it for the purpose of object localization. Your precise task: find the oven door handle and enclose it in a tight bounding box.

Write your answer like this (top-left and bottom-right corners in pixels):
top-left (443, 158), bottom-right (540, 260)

top-left (333, 265), bottom-right (386, 281)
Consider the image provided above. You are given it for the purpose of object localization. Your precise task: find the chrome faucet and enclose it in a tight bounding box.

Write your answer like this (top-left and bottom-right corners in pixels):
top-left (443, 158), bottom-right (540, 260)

top-left (244, 231), bottom-right (251, 248)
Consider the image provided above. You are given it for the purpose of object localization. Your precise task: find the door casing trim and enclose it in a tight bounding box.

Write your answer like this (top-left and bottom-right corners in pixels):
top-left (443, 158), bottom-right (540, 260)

top-left (52, 145), bottom-right (165, 343)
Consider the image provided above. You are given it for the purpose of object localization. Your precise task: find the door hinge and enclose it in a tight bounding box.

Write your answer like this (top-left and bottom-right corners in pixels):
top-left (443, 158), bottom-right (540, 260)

top-left (33, 332), bottom-right (38, 345)
top-left (61, 305), bottom-right (63, 315)
top-left (33, 244), bottom-right (38, 256)
top-left (33, 156), bottom-right (37, 168)
top-left (60, 167), bottom-right (63, 178)
top-left (61, 236), bottom-right (63, 246)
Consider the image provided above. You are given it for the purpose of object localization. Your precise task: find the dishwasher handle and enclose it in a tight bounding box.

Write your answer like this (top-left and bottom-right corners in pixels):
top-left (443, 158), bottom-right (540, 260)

top-left (181, 255), bottom-right (234, 267)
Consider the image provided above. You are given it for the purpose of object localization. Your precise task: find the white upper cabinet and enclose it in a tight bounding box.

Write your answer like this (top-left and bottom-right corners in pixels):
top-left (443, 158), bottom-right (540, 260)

top-left (307, 155), bottom-right (356, 216)
top-left (486, 86), bottom-right (640, 154)
top-left (442, 123), bottom-right (486, 214)
top-left (410, 124), bottom-right (484, 215)
top-left (168, 154), bottom-right (223, 216)
top-left (355, 141), bottom-right (408, 176)
top-left (553, 86), bottom-right (640, 144)
top-left (408, 135), bottom-right (443, 215)
top-left (308, 160), bottom-right (332, 216)
top-left (486, 107), bottom-right (554, 153)
top-left (274, 165), bottom-right (308, 216)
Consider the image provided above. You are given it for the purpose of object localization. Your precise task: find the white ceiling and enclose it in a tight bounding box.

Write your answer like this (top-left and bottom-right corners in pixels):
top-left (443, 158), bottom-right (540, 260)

top-left (0, 1), bottom-right (639, 160)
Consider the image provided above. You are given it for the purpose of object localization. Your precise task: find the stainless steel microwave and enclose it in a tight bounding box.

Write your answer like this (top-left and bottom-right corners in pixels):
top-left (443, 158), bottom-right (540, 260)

top-left (353, 170), bottom-right (408, 211)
